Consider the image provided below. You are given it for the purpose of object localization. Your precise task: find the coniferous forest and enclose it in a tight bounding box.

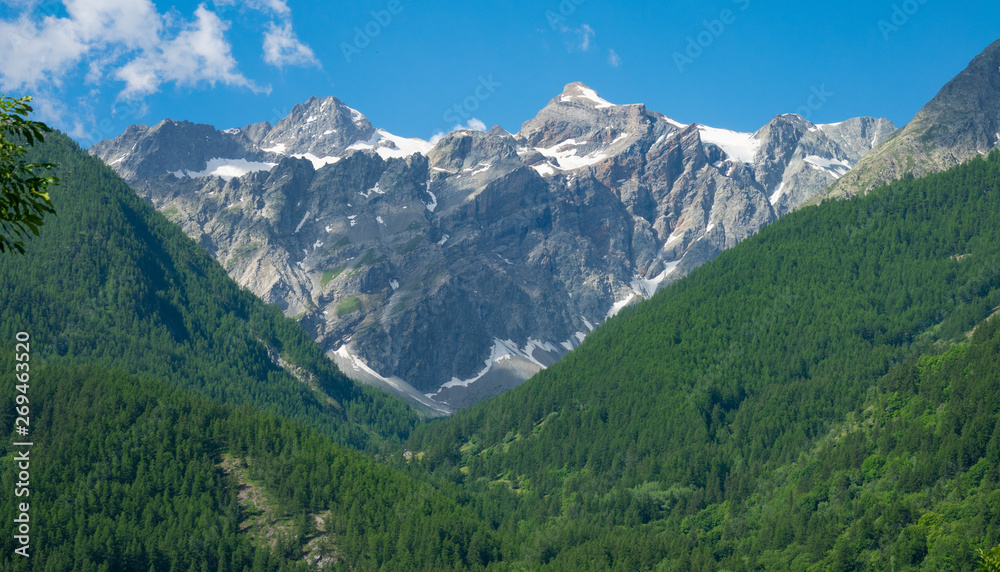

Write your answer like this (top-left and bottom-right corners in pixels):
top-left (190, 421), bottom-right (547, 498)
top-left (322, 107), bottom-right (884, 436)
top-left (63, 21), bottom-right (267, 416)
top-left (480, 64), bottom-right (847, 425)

top-left (2, 133), bottom-right (1000, 569)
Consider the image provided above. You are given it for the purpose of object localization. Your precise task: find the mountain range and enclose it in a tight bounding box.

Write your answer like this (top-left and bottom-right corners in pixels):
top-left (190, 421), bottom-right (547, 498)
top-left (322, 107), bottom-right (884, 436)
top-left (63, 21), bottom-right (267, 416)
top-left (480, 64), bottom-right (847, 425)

top-left (91, 82), bottom-right (895, 411)
top-left (4, 33), bottom-right (1000, 572)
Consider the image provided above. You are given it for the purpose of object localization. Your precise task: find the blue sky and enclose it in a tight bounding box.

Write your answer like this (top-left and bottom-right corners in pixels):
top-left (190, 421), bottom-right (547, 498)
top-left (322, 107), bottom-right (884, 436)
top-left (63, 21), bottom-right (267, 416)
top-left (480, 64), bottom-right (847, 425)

top-left (1, 0), bottom-right (997, 146)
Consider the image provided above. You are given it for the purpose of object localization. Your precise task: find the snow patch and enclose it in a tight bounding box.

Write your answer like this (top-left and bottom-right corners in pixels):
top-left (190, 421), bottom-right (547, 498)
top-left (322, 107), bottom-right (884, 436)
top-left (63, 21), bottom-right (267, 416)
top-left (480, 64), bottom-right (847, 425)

top-left (360, 182), bottom-right (384, 198)
top-left (293, 153), bottom-right (341, 169)
top-left (425, 184), bottom-right (438, 212)
top-left (804, 155), bottom-right (852, 179)
top-left (664, 117), bottom-right (688, 129)
top-left (769, 181), bottom-right (786, 206)
top-left (294, 211), bottom-right (311, 233)
top-left (349, 130), bottom-right (434, 160)
top-left (607, 293), bottom-right (636, 319)
top-left (428, 337), bottom-right (577, 397)
top-left (432, 339), bottom-right (521, 392)
top-left (347, 107), bottom-right (366, 126)
top-left (390, 280), bottom-right (399, 291)
top-left (582, 316), bottom-right (595, 332)
top-left (698, 125), bottom-right (760, 164)
top-left (631, 258), bottom-right (683, 298)
top-left (334, 346), bottom-right (451, 414)
top-left (376, 215), bottom-right (385, 225)
top-left (170, 157), bottom-right (277, 182)
top-left (375, 129), bottom-right (434, 159)
top-left (437, 234), bottom-right (449, 246)
top-left (665, 230), bottom-right (684, 247)
top-left (560, 86), bottom-right (615, 109)
top-left (532, 163), bottom-right (556, 177)
top-left (535, 139), bottom-right (609, 171)
top-left (262, 143), bottom-right (286, 154)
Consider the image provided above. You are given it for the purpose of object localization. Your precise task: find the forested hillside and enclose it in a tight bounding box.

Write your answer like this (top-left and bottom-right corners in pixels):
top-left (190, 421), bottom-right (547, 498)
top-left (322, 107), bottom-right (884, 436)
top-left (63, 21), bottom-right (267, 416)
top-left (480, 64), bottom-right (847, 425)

top-left (407, 152), bottom-right (1000, 570)
top-left (4, 133), bottom-right (1000, 570)
top-left (0, 132), bottom-right (418, 452)
top-left (0, 133), bottom-right (507, 570)
top-left (0, 364), bottom-right (500, 570)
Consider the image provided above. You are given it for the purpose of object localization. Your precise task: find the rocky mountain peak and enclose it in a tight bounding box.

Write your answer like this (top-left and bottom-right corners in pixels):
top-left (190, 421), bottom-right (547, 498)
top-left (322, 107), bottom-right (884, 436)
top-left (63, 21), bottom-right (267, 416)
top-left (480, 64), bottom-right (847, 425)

top-left (260, 95), bottom-right (378, 159)
top-left (827, 39), bottom-right (1000, 198)
top-left (556, 82), bottom-right (618, 109)
top-left (427, 128), bottom-right (520, 173)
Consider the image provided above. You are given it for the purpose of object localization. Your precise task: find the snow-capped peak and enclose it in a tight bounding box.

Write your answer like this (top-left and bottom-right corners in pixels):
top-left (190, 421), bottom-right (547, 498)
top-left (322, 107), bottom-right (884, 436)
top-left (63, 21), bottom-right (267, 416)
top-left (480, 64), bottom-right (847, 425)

top-left (559, 82), bottom-right (616, 109)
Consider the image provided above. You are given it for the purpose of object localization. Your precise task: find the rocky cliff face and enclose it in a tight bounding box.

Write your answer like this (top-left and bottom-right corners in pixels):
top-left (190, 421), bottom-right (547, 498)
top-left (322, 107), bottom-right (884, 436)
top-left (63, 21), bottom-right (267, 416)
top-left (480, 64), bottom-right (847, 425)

top-left (91, 83), bottom-right (893, 412)
top-left (826, 39), bottom-right (1000, 198)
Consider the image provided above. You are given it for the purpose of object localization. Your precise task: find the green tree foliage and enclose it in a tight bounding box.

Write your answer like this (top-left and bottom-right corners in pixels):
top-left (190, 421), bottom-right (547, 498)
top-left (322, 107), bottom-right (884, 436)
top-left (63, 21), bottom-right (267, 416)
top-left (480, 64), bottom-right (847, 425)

top-left (0, 130), bottom-right (416, 452)
top-left (407, 151), bottom-right (1000, 569)
top-left (981, 544), bottom-right (1000, 572)
top-left (7, 126), bottom-right (1000, 569)
top-left (0, 95), bottom-right (57, 253)
top-left (0, 365), bottom-right (499, 570)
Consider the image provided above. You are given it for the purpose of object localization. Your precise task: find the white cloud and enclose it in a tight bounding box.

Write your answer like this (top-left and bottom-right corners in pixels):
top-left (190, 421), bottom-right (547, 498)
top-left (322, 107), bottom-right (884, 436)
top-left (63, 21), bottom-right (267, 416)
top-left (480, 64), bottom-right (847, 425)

top-left (214, 0), bottom-right (290, 16)
top-left (0, 0), bottom-right (317, 101)
top-left (263, 21), bottom-right (319, 69)
top-left (429, 119), bottom-right (489, 144)
top-left (214, 0), bottom-right (318, 69)
top-left (608, 49), bottom-right (621, 67)
top-left (0, 0), bottom-right (162, 89)
top-left (578, 24), bottom-right (594, 52)
top-left (464, 118), bottom-right (487, 131)
top-left (115, 5), bottom-right (260, 99)
top-left (549, 18), bottom-right (596, 53)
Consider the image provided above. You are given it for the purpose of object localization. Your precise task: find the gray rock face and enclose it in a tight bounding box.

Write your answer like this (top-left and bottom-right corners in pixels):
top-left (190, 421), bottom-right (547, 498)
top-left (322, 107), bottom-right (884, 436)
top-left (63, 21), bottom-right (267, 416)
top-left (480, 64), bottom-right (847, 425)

top-left (91, 85), bottom-right (893, 412)
top-left (827, 38), bottom-right (1000, 198)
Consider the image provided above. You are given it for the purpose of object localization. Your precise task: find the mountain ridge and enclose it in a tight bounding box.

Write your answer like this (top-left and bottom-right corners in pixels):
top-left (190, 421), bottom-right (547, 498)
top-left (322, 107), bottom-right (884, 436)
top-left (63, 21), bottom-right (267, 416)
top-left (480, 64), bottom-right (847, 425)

top-left (91, 82), bottom-right (894, 410)
top-left (825, 38), bottom-right (1000, 198)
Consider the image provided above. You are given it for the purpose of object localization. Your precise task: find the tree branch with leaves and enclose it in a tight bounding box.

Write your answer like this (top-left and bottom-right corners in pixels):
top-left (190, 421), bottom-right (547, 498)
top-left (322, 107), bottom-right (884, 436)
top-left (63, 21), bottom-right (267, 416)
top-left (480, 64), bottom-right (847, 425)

top-left (0, 95), bottom-right (58, 254)
top-left (980, 543), bottom-right (1000, 572)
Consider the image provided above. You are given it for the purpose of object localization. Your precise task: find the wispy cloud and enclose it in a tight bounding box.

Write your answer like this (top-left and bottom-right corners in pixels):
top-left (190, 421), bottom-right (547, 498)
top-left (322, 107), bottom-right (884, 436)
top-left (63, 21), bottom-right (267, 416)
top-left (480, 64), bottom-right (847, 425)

top-left (607, 48), bottom-right (621, 67)
top-left (577, 24), bottom-right (594, 52)
top-left (548, 14), bottom-right (597, 53)
top-left (215, 0), bottom-right (319, 69)
top-left (263, 21), bottom-right (320, 69)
